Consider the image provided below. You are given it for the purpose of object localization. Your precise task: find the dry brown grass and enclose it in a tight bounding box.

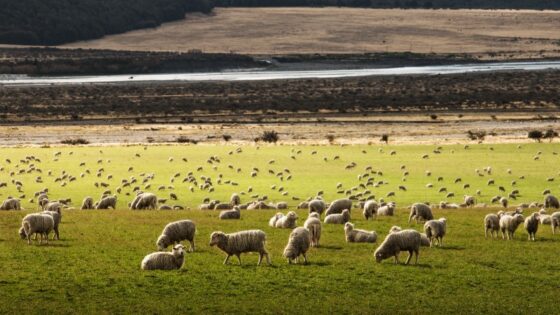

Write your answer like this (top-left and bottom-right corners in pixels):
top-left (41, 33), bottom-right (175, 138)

top-left (63, 8), bottom-right (560, 56)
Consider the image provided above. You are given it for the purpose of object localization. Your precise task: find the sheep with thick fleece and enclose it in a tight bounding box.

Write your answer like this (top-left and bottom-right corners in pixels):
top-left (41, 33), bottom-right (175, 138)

top-left (374, 229), bottom-right (421, 264)
top-left (484, 214), bottom-right (500, 239)
top-left (141, 244), bottom-right (185, 270)
top-left (230, 193), bottom-right (241, 206)
top-left (283, 227), bottom-right (311, 264)
top-left (157, 220), bottom-right (196, 251)
top-left (308, 199), bottom-right (326, 215)
top-left (81, 197), bottom-right (94, 210)
top-left (424, 218), bottom-right (447, 247)
top-left (304, 212), bottom-right (321, 247)
top-left (131, 192), bottom-right (158, 210)
top-left (274, 211), bottom-right (298, 228)
top-left (42, 210), bottom-right (61, 240)
top-left (389, 226), bottom-right (430, 246)
top-left (464, 195), bottom-right (475, 207)
top-left (219, 206), bottom-right (241, 220)
top-left (499, 214), bottom-right (525, 240)
top-left (524, 212), bottom-right (540, 241)
top-left (325, 198), bottom-right (352, 215)
top-left (550, 212), bottom-right (560, 234)
top-left (538, 209), bottom-right (551, 225)
top-left (377, 203), bottom-right (395, 216)
top-left (0, 197), bottom-right (21, 210)
top-left (324, 209), bottom-right (351, 224)
top-left (19, 213), bottom-right (54, 245)
top-left (344, 222), bottom-right (377, 243)
top-left (269, 212), bottom-right (283, 227)
top-left (408, 203), bottom-right (433, 223)
top-left (209, 230), bottom-right (270, 266)
top-left (96, 195), bottom-right (117, 209)
top-left (362, 200), bottom-right (378, 220)
top-left (544, 194), bottom-right (560, 209)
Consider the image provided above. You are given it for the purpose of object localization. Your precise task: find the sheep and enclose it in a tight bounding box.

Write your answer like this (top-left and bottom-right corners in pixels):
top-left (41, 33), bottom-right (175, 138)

top-left (81, 196), bottom-right (94, 210)
top-left (362, 200), bottom-right (378, 220)
top-left (308, 199), bottom-right (326, 215)
top-left (209, 230), bottom-right (270, 266)
top-left (274, 211), bottom-right (298, 228)
top-left (524, 212), bottom-right (540, 241)
top-left (424, 218), bottom-right (447, 247)
top-left (276, 202), bottom-right (288, 210)
top-left (219, 206), bottom-right (241, 220)
top-left (0, 197), bottom-right (21, 210)
top-left (159, 205), bottom-right (172, 210)
top-left (19, 213), bottom-right (54, 245)
top-left (374, 229), bottom-right (421, 265)
top-left (96, 195), bottom-right (117, 209)
top-left (500, 197), bottom-right (508, 209)
top-left (389, 226), bottom-right (430, 247)
top-left (230, 193), bottom-right (241, 206)
top-left (484, 214), bottom-right (500, 239)
top-left (538, 209), bottom-right (551, 224)
top-left (551, 212), bottom-right (560, 234)
top-left (141, 244), bottom-right (186, 270)
top-left (499, 214), bottom-right (525, 240)
top-left (324, 209), bottom-right (350, 224)
top-left (42, 210), bottom-right (61, 240)
top-left (408, 203), bottom-right (433, 223)
top-left (215, 203), bottom-right (233, 210)
top-left (156, 220), bottom-right (196, 252)
top-left (377, 202), bottom-right (395, 216)
top-left (344, 222), bottom-right (377, 243)
top-left (544, 194), bottom-right (560, 209)
top-left (131, 192), bottom-right (157, 210)
top-left (304, 212), bottom-right (321, 247)
top-left (43, 201), bottom-right (62, 213)
top-left (325, 198), bottom-right (352, 215)
top-left (283, 227), bottom-right (311, 264)
top-left (464, 195), bottom-right (475, 207)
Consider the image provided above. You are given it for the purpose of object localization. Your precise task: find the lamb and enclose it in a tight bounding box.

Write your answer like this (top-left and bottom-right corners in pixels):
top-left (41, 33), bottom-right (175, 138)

top-left (362, 200), bottom-right (378, 220)
top-left (424, 218), bottom-right (447, 247)
top-left (274, 211), bottom-right (298, 228)
top-left (304, 212), bottom-right (321, 247)
top-left (544, 194), bottom-right (560, 209)
top-left (156, 220), bottom-right (196, 251)
top-left (131, 192), bottom-right (158, 210)
top-left (219, 206), bottom-right (241, 220)
top-left (374, 229), bottom-right (421, 265)
top-left (81, 196), bottom-right (94, 210)
top-left (0, 197), bottom-right (21, 210)
top-left (325, 198), bottom-right (352, 215)
top-left (324, 209), bottom-right (351, 224)
top-left (209, 230), bottom-right (271, 266)
top-left (377, 202), bottom-right (395, 216)
top-left (141, 244), bottom-right (186, 270)
top-left (96, 195), bottom-right (117, 209)
top-left (484, 213), bottom-right (500, 239)
top-left (19, 213), bottom-right (54, 245)
top-left (42, 210), bottom-right (61, 240)
top-left (308, 199), bottom-right (326, 215)
top-left (524, 212), bottom-right (540, 241)
top-left (344, 222), bottom-right (377, 243)
top-left (499, 213), bottom-right (525, 240)
top-left (269, 212), bottom-right (283, 227)
top-left (550, 212), bottom-right (560, 234)
top-left (408, 203), bottom-right (433, 223)
top-left (283, 227), bottom-right (311, 264)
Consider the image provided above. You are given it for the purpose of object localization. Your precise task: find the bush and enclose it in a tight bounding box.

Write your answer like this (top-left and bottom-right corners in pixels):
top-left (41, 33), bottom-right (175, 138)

top-left (222, 134), bottom-right (232, 142)
top-left (528, 130), bottom-right (543, 142)
top-left (467, 130), bottom-right (486, 141)
top-left (61, 138), bottom-right (89, 145)
top-left (543, 129), bottom-right (558, 142)
top-left (380, 134), bottom-right (389, 144)
top-left (326, 134), bottom-right (335, 144)
top-left (430, 114), bottom-right (438, 120)
top-left (176, 136), bottom-right (198, 144)
top-left (260, 131), bottom-right (279, 143)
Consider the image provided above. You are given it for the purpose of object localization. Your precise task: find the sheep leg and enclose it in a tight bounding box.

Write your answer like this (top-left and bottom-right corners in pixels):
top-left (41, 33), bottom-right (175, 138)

top-left (264, 252), bottom-right (271, 265)
top-left (189, 240), bottom-right (195, 252)
top-left (258, 253), bottom-right (264, 266)
top-left (27, 233), bottom-right (31, 245)
top-left (303, 253), bottom-right (308, 265)
top-left (485, 228), bottom-right (488, 239)
top-left (223, 255), bottom-right (231, 265)
top-left (236, 254), bottom-right (242, 266)
top-left (45, 233), bottom-right (49, 244)
top-left (394, 254), bottom-right (400, 264)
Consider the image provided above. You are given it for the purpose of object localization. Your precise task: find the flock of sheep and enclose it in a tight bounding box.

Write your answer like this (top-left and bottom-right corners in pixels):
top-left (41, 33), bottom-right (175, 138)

top-left (3, 146), bottom-right (560, 270)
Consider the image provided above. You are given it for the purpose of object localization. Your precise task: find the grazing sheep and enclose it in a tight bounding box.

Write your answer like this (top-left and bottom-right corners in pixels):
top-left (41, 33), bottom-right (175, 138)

top-left (219, 206), bottom-right (241, 220)
top-left (131, 192), bottom-right (158, 210)
top-left (96, 195), bottom-right (117, 210)
top-left (362, 200), bottom-right (378, 220)
top-left (44, 201), bottom-right (62, 213)
top-left (283, 227), bottom-right (311, 264)
top-left (324, 209), bottom-right (351, 224)
top-left (0, 197), bottom-right (21, 210)
top-left (344, 222), bottom-right (377, 243)
top-left (230, 193), bottom-right (241, 206)
top-left (544, 194), bottom-right (560, 209)
top-left (19, 213), bottom-right (54, 245)
top-left (538, 209), bottom-right (551, 224)
top-left (81, 196), bottom-right (94, 210)
top-left (500, 197), bottom-right (508, 209)
top-left (464, 195), bottom-right (475, 207)
top-left (209, 230), bottom-right (270, 266)
top-left (276, 202), bottom-right (288, 210)
top-left (141, 244), bottom-right (186, 270)
top-left (389, 226), bottom-right (430, 247)
top-left (408, 203), bottom-right (433, 224)
top-left (524, 212), bottom-right (540, 241)
top-left (499, 214), bottom-right (525, 240)
top-left (551, 212), bottom-right (560, 234)
top-left (325, 198), bottom-right (352, 215)
top-left (304, 213), bottom-right (322, 247)
top-left (377, 203), bottom-right (395, 216)
top-left (484, 214), bottom-right (500, 239)
top-left (424, 218), bottom-right (447, 247)
top-left (374, 229), bottom-right (421, 265)
top-left (274, 211), bottom-right (298, 228)
top-left (308, 199), bottom-right (326, 215)
top-left (42, 210), bottom-right (61, 240)
top-left (157, 220), bottom-right (196, 251)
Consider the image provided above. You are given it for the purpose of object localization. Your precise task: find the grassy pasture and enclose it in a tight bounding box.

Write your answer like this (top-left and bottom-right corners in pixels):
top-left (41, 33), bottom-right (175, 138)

top-left (0, 143), bottom-right (559, 314)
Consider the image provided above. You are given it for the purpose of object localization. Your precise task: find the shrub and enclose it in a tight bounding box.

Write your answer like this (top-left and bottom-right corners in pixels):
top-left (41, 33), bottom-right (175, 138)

top-left (326, 134), bottom-right (335, 144)
top-left (430, 114), bottom-right (438, 120)
top-left (543, 129), bottom-right (558, 142)
top-left (528, 130), bottom-right (543, 142)
top-left (381, 134), bottom-right (389, 144)
top-left (176, 136), bottom-right (198, 144)
top-left (222, 134), bottom-right (232, 142)
top-left (61, 138), bottom-right (90, 145)
top-left (467, 130), bottom-right (486, 141)
top-left (260, 131), bottom-right (279, 143)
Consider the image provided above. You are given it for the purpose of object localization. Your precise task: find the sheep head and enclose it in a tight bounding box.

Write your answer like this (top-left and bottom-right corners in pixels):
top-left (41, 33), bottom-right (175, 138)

top-left (209, 232), bottom-right (226, 247)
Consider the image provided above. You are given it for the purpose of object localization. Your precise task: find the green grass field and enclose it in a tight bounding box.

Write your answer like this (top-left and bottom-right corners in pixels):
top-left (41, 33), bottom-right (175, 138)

top-left (1, 143), bottom-right (559, 314)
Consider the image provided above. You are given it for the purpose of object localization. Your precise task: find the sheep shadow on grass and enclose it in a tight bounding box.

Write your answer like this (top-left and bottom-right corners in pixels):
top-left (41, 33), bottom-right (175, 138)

top-left (436, 245), bottom-right (465, 250)
top-left (316, 245), bottom-right (343, 250)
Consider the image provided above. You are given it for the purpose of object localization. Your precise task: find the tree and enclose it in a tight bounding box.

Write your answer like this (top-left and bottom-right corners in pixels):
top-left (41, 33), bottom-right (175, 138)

top-left (260, 130), bottom-right (279, 143)
top-left (467, 130), bottom-right (486, 142)
top-left (528, 130), bottom-right (543, 142)
top-left (326, 134), bottom-right (335, 144)
top-left (543, 129), bottom-right (558, 142)
top-left (381, 134), bottom-right (389, 144)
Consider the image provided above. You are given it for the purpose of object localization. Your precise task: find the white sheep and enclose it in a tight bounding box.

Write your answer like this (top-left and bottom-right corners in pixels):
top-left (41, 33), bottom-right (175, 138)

top-left (325, 198), bottom-right (352, 215)
top-left (157, 220), bottom-right (196, 251)
top-left (0, 197), bottom-right (21, 210)
top-left (131, 192), bottom-right (157, 210)
top-left (408, 203), bottom-right (433, 223)
top-left (274, 211), bottom-right (298, 228)
top-left (544, 194), bottom-right (560, 209)
top-left (374, 229), bottom-right (421, 265)
top-left (484, 213), bottom-right (500, 239)
top-left (424, 218), bottom-right (447, 247)
top-left (524, 212), bottom-right (540, 241)
top-left (550, 211), bottom-right (560, 234)
top-left (141, 244), bottom-right (186, 270)
top-left (230, 193), bottom-right (241, 206)
top-left (19, 213), bottom-right (54, 245)
top-left (209, 230), bottom-right (271, 266)
top-left (464, 195), bottom-right (475, 207)
top-left (499, 214), bottom-right (525, 240)
top-left (377, 202), bottom-right (395, 216)
top-left (283, 227), bottom-right (311, 264)
top-left (81, 196), bottom-right (94, 210)
top-left (344, 222), bottom-right (377, 243)
top-left (324, 209), bottom-right (350, 224)
top-left (42, 210), bottom-right (61, 240)
top-left (389, 226), bottom-right (430, 247)
top-left (96, 195), bottom-right (117, 209)
top-left (219, 206), bottom-right (241, 220)
top-left (362, 200), bottom-right (378, 220)
top-left (304, 212), bottom-right (321, 247)
top-left (308, 199), bottom-right (326, 215)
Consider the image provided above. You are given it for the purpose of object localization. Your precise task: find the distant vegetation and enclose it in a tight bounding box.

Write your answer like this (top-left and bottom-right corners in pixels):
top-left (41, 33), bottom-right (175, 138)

top-left (216, 0), bottom-right (560, 9)
top-left (0, 0), bottom-right (214, 45)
